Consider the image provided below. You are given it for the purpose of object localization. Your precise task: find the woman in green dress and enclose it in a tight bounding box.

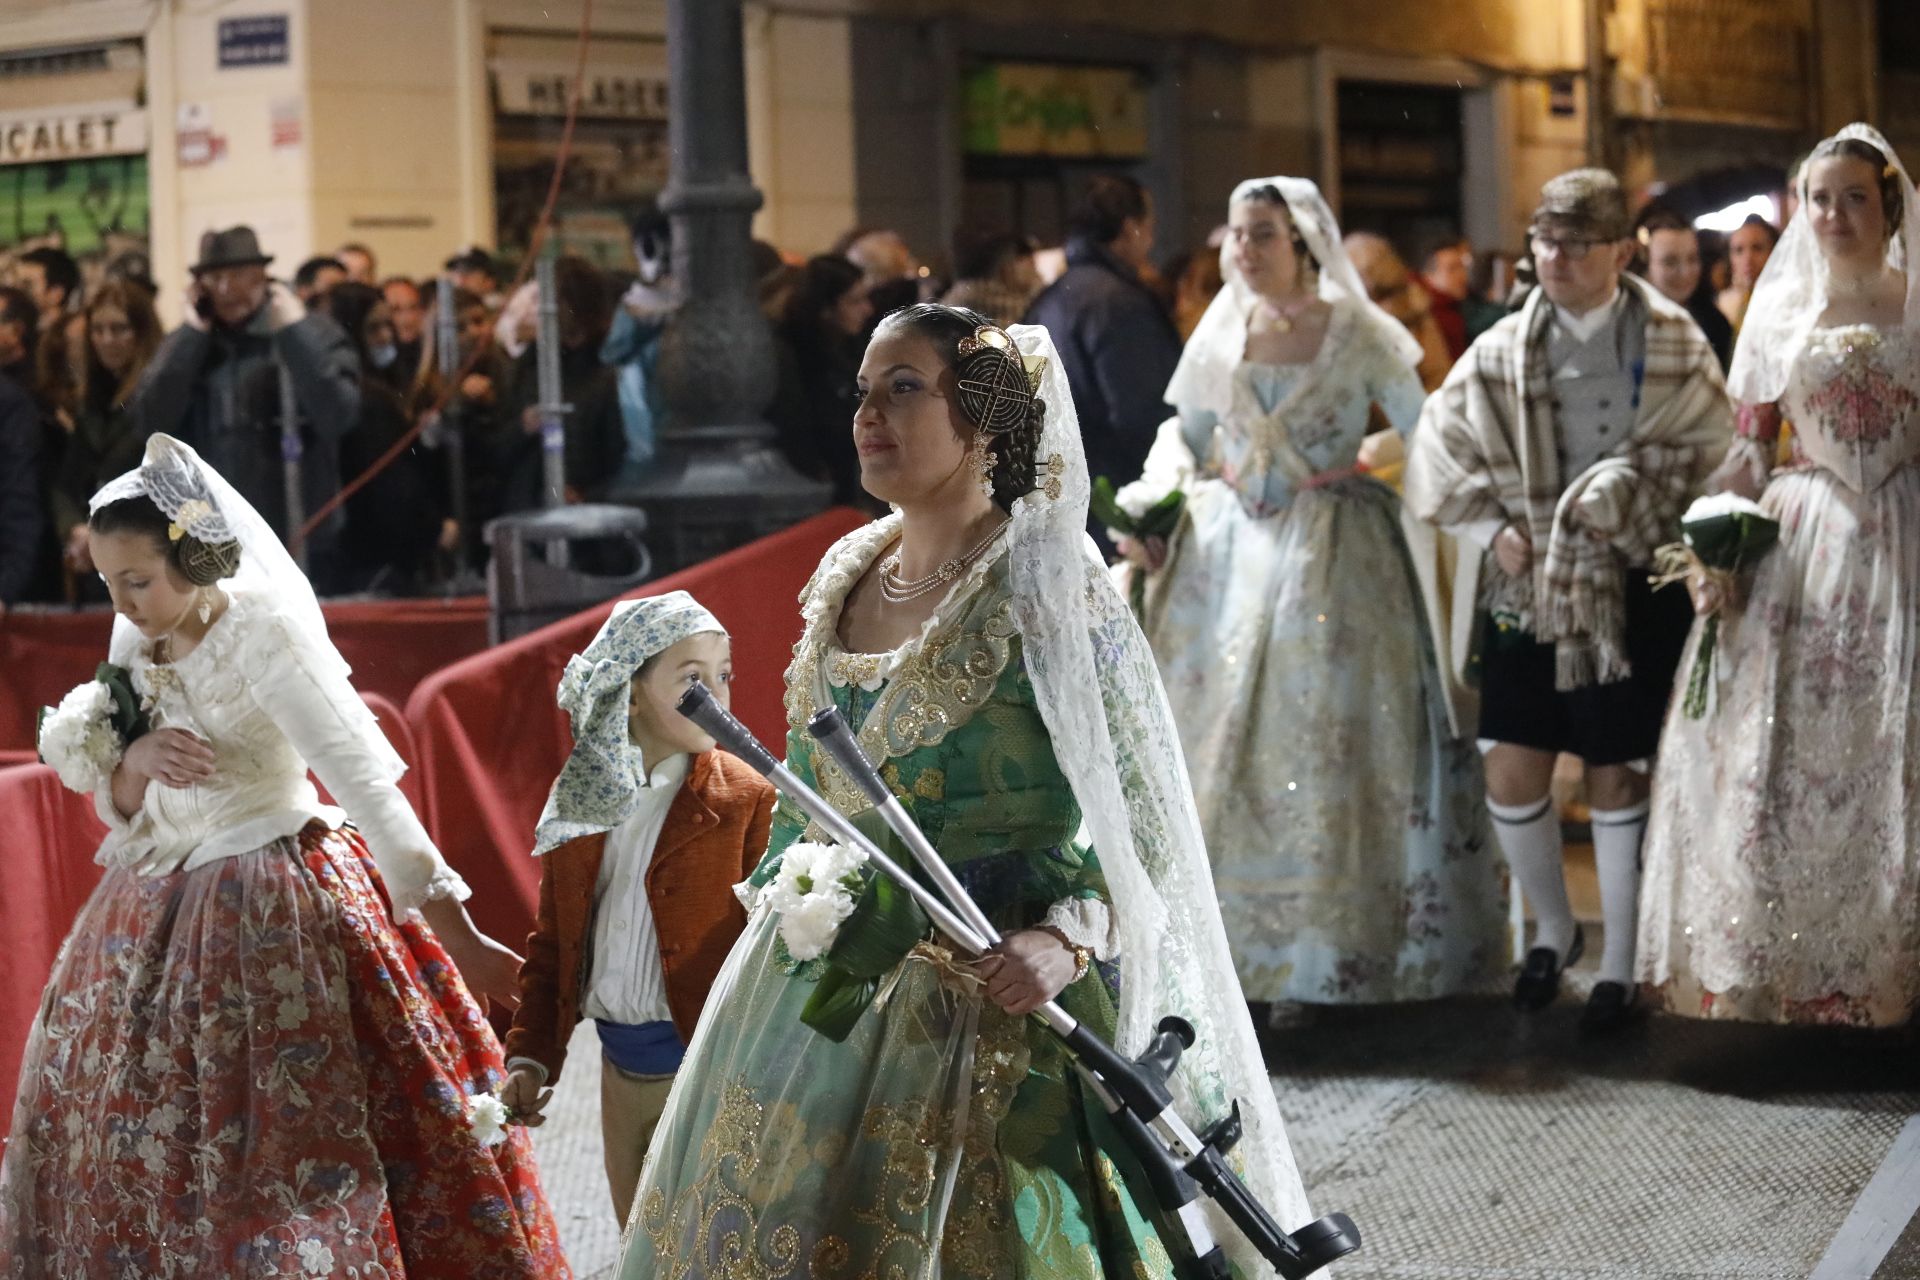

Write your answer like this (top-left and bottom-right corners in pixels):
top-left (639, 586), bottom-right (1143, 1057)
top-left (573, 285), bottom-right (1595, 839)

top-left (616, 305), bottom-right (1313, 1279)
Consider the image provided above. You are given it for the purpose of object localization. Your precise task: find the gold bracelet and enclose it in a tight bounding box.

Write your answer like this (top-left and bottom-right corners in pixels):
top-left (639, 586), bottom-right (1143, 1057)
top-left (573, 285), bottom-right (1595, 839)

top-left (1069, 943), bottom-right (1093, 984)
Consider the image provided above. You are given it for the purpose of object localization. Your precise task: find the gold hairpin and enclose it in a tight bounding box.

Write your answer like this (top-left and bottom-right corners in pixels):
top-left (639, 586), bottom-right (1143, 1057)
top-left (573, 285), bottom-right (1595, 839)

top-left (956, 324), bottom-right (1013, 357)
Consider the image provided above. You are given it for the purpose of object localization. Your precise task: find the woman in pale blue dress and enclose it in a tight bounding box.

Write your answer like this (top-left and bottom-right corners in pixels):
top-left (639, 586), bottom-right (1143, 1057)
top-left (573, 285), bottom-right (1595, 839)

top-left (1117, 177), bottom-right (1505, 1010)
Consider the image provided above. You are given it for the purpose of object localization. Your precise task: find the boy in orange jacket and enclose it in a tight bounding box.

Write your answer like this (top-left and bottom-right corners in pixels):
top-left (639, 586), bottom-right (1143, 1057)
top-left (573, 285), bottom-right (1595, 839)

top-left (501, 591), bottom-right (774, 1223)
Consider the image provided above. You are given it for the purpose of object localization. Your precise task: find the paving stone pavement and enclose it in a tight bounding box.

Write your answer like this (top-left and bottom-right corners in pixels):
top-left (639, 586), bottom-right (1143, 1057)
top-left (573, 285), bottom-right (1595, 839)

top-left (530, 997), bottom-right (1918, 1279)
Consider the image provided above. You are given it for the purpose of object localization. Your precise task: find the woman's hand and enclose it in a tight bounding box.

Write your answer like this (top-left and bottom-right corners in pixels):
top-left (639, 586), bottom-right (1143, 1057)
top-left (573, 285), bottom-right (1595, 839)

top-left (64, 524), bottom-right (93, 572)
top-left (973, 928), bottom-right (1079, 1017)
top-left (1492, 523), bottom-right (1533, 577)
top-left (1114, 534), bottom-right (1168, 572)
top-left (123, 727), bottom-right (217, 789)
top-left (1687, 571), bottom-right (1742, 616)
top-left (501, 1064), bottom-right (552, 1128)
top-left (420, 896), bottom-right (524, 1011)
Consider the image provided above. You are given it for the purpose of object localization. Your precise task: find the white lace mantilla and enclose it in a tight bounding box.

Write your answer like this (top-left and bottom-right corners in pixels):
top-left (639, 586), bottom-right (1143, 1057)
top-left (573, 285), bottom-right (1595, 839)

top-left (792, 516), bottom-right (1119, 960)
top-left (92, 590), bottom-right (468, 916)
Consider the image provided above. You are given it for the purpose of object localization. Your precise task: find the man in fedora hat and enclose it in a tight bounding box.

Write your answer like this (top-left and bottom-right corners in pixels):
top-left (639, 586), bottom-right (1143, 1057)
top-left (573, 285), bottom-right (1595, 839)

top-left (129, 226), bottom-right (361, 586)
top-left (1404, 168), bottom-right (1731, 1034)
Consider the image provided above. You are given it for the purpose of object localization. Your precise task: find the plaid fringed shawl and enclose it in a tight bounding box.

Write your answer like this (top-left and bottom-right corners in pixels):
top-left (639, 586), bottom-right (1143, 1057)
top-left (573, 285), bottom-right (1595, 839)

top-left (1404, 275), bottom-right (1732, 689)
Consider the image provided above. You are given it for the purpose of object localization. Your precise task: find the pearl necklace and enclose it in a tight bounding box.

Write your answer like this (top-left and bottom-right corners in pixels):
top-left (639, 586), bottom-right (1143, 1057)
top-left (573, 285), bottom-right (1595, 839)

top-left (877, 520), bottom-right (1008, 604)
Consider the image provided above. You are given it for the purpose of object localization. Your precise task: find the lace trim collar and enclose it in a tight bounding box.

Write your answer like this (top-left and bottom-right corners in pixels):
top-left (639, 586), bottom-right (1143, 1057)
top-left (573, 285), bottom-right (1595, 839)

top-left (792, 515), bottom-right (1011, 702)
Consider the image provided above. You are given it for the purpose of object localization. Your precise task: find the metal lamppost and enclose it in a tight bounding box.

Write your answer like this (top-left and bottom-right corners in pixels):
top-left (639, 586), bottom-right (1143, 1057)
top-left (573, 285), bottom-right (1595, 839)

top-left (615, 0), bottom-right (831, 572)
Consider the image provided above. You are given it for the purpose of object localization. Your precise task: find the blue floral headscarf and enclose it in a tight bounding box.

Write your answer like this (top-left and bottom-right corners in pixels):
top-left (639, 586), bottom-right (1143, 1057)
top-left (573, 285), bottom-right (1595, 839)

top-left (532, 591), bottom-right (725, 856)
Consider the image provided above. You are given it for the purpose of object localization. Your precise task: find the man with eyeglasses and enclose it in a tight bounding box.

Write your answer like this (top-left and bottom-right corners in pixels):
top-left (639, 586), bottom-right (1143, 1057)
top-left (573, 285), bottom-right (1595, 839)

top-left (1402, 168), bottom-right (1732, 1034)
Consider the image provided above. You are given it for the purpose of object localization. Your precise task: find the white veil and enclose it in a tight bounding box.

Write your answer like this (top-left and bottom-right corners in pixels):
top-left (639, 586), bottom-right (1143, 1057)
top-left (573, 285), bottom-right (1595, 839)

top-left (1728, 122), bottom-right (1920, 406)
top-left (1165, 175), bottom-right (1423, 420)
top-left (1005, 321), bottom-right (1315, 1259)
top-left (89, 434), bottom-right (386, 758)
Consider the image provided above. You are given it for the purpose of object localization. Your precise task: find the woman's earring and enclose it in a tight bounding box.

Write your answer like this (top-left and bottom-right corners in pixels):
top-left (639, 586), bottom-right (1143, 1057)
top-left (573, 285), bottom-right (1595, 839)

top-left (197, 587), bottom-right (212, 626)
top-left (968, 430), bottom-right (996, 499)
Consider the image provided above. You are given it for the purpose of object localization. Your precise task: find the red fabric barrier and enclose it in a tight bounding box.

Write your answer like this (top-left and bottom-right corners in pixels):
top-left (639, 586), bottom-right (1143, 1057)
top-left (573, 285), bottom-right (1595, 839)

top-left (406, 508), bottom-right (868, 947)
top-left (0, 596), bottom-right (491, 753)
top-left (0, 764), bottom-right (109, 1133)
top-left (1, 692), bottom-right (428, 1138)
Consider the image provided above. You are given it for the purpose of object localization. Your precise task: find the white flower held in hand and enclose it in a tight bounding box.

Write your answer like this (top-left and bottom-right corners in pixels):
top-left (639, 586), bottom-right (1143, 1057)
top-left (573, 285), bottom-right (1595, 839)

top-left (760, 841), bottom-right (868, 961)
top-left (1111, 478), bottom-right (1163, 522)
top-left (38, 681), bottom-right (123, 794)
top-left (466, 1092), bottom-right (512, 1148)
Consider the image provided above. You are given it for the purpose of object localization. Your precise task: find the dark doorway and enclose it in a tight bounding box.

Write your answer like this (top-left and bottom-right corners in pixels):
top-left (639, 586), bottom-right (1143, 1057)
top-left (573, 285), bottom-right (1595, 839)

top-left (1336, 80), bottom-right (1465, 261)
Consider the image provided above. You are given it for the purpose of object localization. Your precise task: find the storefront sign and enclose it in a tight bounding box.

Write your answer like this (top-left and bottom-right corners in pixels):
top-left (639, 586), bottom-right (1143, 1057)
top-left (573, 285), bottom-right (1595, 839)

top-left (496, 69), bottom-right (668, 120)
top-left (218, 15), bottom-right (290, 69)
top-left (963, 62), bottom-right (1151, 158)
top-left (0, 108), bottom-right (146, 165)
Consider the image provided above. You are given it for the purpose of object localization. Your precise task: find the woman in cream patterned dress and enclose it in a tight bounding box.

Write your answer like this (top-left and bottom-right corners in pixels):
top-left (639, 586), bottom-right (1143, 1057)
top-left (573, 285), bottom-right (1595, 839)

top-left (1119, 177), bottom-right (1505, 1014)
top-left (1639, 125), bottom-right (1920, 1028)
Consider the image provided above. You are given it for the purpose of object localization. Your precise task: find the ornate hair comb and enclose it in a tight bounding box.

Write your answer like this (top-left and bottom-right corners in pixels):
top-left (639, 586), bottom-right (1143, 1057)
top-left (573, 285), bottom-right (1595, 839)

top-left (955, 324), bottom-right (1044, 434)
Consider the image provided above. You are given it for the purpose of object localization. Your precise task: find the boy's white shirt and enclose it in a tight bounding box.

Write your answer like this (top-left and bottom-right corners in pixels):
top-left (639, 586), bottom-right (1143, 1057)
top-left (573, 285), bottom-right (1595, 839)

top-left (508, 750), bottom-right (690, 1086)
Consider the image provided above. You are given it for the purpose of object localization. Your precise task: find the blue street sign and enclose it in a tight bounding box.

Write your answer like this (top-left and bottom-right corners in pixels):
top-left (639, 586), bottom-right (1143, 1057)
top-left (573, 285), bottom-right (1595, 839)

top-left (218, 15), bottom-right (290, 69)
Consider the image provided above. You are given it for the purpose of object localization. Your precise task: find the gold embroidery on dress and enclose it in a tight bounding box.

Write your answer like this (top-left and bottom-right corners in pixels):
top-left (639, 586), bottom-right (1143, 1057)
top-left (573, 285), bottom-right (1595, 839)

top-left (938, 1005), bottom-right (1028, 1278)
top-left (786, 524), bottom-right (1019, 819)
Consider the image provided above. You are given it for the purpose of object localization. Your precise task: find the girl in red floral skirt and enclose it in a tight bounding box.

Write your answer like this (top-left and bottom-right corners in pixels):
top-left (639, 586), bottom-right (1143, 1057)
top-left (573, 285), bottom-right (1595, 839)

top-left (0, 434), bottom-right (570, 1278)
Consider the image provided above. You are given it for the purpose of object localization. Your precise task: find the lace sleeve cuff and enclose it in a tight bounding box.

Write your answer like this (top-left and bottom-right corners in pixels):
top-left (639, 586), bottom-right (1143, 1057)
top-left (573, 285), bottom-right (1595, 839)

top-left (388, 861), bottom-right (473, 918)
top-left (505, 1056), bottom-right (550, 1086)
top-left (1042, 897), bottom-right (1120, 961)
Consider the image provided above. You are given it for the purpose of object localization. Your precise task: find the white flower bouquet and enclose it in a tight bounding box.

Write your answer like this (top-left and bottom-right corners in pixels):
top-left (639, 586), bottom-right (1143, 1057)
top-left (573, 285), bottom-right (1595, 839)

top-left (1652, 492), bottom-right (1780, 719)
top-left (37, 664), bottom-right (149, 794)
top-left (744, 837), bottom-right (933, 1041)
top-left (756, 840), bottom-right (869, 961)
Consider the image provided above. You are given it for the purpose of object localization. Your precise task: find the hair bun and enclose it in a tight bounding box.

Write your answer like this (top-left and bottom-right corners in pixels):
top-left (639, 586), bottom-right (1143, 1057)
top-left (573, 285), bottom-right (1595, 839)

top-left (176, 534), bottom-right (241, 586)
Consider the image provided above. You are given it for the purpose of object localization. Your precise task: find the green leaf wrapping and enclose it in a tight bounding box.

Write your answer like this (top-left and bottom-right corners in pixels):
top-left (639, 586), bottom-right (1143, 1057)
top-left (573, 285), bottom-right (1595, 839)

top-left (1676, 508), bottom-right (1778, 719)
top-left (1088, 476), bottom-right (1131, 533)
top-left (799, 857), bottom-right (932, 1042)
top-left (1683, 615), bottom-right (1718, 719)
top-left (94, 663), bottom-right (151, 744)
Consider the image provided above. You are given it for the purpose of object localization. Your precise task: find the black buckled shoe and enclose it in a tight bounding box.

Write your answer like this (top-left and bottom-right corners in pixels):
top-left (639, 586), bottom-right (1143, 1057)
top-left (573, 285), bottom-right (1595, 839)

top-left (1512, 924), bottom-right (1584, 1011)
top-left (1580, 979), bottom-right (1641, 1034)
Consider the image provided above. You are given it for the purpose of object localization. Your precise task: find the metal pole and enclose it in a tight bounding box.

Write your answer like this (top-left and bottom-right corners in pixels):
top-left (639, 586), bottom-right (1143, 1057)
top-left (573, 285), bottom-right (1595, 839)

top-left (1586, 0), bottom-right (1614, 172)
top-left (435, 275), bottom-right (470, 543)
top-left (533, 248), bottom-right (569, 510)
top-left (616, 0), bottom-right (827, 572)
top-left (277, 362), bottom-right (306, 570)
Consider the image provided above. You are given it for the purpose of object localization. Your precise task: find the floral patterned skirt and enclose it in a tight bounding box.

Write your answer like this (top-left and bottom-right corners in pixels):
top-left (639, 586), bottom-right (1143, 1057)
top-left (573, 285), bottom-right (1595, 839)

top-left (0, 824), bottom-right (570, 1278)
top-left (1142, 477), bottom-right (1507, 1003)
top-left (1640, 464), bottom-right (1920, 1028)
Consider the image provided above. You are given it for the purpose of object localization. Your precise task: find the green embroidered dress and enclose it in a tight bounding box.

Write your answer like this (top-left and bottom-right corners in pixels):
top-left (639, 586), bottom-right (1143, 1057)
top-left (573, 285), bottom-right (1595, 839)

top-left (616, 529), bottom-right (1178, 1280)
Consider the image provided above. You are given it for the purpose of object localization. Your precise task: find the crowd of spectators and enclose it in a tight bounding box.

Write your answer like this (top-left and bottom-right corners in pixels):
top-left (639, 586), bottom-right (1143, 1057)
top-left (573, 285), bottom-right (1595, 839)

top-left (0, 176), bottom-right (1778, 612)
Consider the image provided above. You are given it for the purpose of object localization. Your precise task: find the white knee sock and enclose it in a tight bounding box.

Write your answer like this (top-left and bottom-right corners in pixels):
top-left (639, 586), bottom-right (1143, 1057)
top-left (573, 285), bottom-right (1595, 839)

top-left (1487, 794), bottom-right (1575, 958)
top-left (1589, 800), bottom-right (1650, 985)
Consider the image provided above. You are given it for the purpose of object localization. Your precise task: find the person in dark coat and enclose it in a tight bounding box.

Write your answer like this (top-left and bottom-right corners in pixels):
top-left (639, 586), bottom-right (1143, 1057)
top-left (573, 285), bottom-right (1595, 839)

top-left (127, 226), bottom-right (362, 591)
top-left (1022, 174), bottom-right (1183, 514)
top-left (493, 255), bottom-right (625, 514)
top-left (324, 282), bottom-right (450, 594)
top-left (51, 280), bottom-right (164, 601)
top-left (769, 254), bottom-right (873, 508)
top-left (0, 285), bottom-right (60, 607)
